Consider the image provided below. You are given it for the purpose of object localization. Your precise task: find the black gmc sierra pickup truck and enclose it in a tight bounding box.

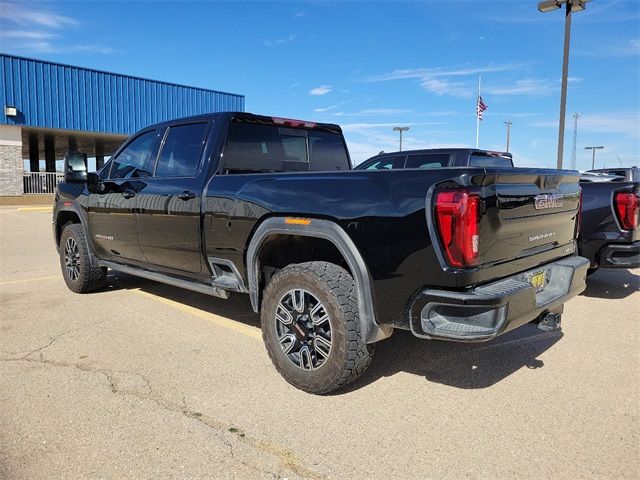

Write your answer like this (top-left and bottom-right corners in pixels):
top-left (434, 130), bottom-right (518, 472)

top-left (578, 176), bottom-right (639, 273)
top-left (54, 112), bottom-right (589, 393)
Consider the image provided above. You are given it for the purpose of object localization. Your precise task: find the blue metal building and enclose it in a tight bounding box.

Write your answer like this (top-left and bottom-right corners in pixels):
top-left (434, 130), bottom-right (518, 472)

top-left (0, 53), bottom-right (244, 195)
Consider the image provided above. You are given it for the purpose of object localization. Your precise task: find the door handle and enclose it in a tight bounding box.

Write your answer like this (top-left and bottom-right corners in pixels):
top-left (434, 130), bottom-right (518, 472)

top-left (177, 191), bottom-right (196, 200)
top-left (122, 191), bottom-right (136, 199)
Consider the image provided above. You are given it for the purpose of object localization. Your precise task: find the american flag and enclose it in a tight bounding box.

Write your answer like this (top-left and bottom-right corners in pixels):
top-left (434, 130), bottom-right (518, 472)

top-left (476, 96), bottom-right (488, 121)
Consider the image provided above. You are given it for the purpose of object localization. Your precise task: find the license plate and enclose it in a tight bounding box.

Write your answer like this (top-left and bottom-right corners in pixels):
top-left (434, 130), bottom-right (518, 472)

top-left (528, 271), bottom-right (546, 292)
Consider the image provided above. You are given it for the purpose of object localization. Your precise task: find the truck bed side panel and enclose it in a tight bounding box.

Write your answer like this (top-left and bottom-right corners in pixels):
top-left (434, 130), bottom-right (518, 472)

top-left (204, 168), bottom-right (580, 326)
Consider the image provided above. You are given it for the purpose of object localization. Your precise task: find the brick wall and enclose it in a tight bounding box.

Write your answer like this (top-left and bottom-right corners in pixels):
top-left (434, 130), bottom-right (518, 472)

top-left (0, 144), bottom-right (23, 196)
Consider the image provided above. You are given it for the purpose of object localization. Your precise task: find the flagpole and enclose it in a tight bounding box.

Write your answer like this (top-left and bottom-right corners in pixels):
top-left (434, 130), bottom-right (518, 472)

top-left (475, 75), bottom-right (481, 148)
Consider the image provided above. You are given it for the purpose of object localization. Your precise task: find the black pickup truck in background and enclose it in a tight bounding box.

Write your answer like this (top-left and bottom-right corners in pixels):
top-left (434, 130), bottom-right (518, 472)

top-left (54, 112), bottom-right (589, 393)
top-left (587, 166), bottom-right (639, 183)
top-left (578, 176), bottom-right (639, 273)
top-left (355, 148), bottom-right (513, 170)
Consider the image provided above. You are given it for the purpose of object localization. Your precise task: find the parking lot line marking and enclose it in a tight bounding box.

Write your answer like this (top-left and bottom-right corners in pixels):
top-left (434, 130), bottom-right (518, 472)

top-left (0, 210), bottom-right (44, 222)
top-left (0, 275), bottom-right (61, 286)
top-left (131, 289), bottom-right (262, 340)
top-left (17, 206), bottom-right (53, 212)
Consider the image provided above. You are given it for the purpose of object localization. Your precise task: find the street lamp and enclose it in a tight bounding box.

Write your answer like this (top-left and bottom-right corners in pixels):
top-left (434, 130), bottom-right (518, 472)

top-left (538, 0), bottom-right (590, 170)
top-left (503, 121), bottom-right (513, 153)
top-left (393, 126), bottom-right (409, 151)
top-left (585, 146), bottom-right (604, 170)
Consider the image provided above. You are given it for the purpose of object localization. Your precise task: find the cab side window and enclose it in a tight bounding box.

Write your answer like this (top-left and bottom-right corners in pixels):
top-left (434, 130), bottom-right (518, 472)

top-left (109, 130), bottom-right (158, 179)
top-left (364, 155), bottom-right (405, 170)
top-left (405, 154), bottom-right (451, 169)
top-left (155, 123), bottom-right (209, 177)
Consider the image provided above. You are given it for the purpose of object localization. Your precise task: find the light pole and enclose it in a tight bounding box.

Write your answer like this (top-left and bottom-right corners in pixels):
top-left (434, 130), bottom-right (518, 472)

top-left (503, 121), bottom-right (512, 153)
top-left (538, 0), bottom-right (590, 169)
top-left (393, 126), bottom-right (409, 151)
top-left (585, 146), bottom-right (604, 170)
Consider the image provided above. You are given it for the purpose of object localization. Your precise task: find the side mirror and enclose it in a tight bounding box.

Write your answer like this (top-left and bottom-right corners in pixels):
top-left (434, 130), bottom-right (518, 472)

top-left (64, 152), bottom-right (88, 183)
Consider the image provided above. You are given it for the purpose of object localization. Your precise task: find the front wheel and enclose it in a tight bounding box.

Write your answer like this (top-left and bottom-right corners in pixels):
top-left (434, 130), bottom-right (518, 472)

top-left (260, 261), bottom-right (375, 394)
top-left (59, 224), bottom-right (107, 293)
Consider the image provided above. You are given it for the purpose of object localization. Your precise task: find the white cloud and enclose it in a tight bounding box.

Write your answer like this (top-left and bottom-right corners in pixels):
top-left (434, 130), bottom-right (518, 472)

top-left (0, 3), bottom-right (115, 55)
top-left (420, 78), bottom-right (472, 98)
top-left (341, 123), bottom-right (411, 133)
top-left (1, 3), bottom-right (78, 28)
top-left (366, 64), bottom-right (522, 82)
top-left (3, 40), bottom-right (117, 55)
top-left (309, 85), bottom-right (332, 96)
top-left (364, 63), bottom-right (523, 98)
top-left (331, 108), bottom-right (413, 117)
top-left (264, 34), bottom-right (296, 47)
top-left (0, 30), bottom-right (60, 40)
top-left (340, 122), bottom-right (445, 134)
top-left (577, 38), bottom-right (640, 57)
top-left (484, 79), bottom-right (557, 96)
top-left (314, 105), bottom-right (338, 112)
top-left (531, 112), bottom-right (640, 138)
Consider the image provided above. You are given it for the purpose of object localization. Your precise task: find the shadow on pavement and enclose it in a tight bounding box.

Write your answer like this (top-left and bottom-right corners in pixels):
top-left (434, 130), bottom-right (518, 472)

top-left (581, 268), bottom-right (639, 300)
top-left (98, 271), bottom-right (261, 328)
top-left (97, 271), bottom-right (564, 393)
top-left (344, 326), bottom-right (562, 392)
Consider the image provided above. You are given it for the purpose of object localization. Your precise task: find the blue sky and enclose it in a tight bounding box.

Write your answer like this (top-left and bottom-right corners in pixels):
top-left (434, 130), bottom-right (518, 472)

top-left (1, 0), bottom-right (639, 168)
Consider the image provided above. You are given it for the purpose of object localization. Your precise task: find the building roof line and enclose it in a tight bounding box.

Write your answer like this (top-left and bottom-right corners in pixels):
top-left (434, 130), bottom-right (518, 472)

top-left (0, 52), bottom-right (245, 99)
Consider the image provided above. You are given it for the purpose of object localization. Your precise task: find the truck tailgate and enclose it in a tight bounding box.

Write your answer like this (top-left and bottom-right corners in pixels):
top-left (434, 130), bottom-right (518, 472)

top-left (479, 169), bottom-right (581, 268)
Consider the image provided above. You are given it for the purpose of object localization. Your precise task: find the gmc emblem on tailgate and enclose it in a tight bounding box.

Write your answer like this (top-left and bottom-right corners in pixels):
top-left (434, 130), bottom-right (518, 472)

top-left (534, 193), bottom-right (564, 210)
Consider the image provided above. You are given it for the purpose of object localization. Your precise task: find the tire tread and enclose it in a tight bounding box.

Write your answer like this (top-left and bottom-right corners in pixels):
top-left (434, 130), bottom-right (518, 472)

top-left (261, 261), bottom-right (375, 394)
top-left (60, 224), bottom-right (107, 293)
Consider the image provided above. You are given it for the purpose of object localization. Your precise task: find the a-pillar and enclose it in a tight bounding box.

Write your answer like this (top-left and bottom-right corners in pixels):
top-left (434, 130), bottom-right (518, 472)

top-left (44, 135), bottom-right (56, 172)
top-left (28, 133), bottom-right (39, 172)
top-left (0, 125), bottom-right (24, 196)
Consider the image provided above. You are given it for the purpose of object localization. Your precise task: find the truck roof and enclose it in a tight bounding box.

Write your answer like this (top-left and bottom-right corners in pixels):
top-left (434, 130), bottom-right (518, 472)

top-left (370, 148), bottom-right (512, 158)
top-left (143, 112), bottom-right (343, 134)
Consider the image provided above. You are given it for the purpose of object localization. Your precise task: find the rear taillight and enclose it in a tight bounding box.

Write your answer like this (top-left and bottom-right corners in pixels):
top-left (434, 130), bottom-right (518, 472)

top-left (435, 189), bottom-right (480, 267)
top-left (576, 190), bottom-right (583, 238)
top-left (614, 191), bottom-right (639, 230)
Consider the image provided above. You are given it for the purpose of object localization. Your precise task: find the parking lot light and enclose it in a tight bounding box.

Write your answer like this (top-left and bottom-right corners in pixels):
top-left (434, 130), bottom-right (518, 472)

top-left (538, 0), bottom-right (562, 12)
top-left (585, 145), bottom-right (604, 169)
top-left (538, 0), bottom-right (590, 170)
top-left (393, 126), bottom-right (410, 151)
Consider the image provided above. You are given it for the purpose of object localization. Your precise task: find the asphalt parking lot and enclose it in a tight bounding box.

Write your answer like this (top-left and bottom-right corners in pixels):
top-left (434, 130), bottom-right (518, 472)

top-left (1, 207), bottom-right (638, 479)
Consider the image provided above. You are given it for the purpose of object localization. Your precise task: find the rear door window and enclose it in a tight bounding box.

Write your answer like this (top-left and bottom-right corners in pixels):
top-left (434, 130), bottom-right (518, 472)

top-left (223, 121), bottom-right (350, 172)
top-left (109, 130), bottom-right (158, 179)
top-left (155, 123), bottom-right (209, 177)
top-left (362, 156), bottom-right (406, 170)
top-left (405, 154), bottom-right (451, 169)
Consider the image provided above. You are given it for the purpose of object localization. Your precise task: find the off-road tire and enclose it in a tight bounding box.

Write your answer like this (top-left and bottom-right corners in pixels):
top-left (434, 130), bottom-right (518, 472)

top-left (261, 261), bottom-right (375, 394)
top-left (60, 223), bottom-right (107, 293)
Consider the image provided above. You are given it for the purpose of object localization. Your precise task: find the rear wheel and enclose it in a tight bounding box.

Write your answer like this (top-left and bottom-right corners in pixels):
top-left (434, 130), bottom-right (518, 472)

top-left (59, 224), bottom-right (107, 293)
top-left (260, 261), bottom-right (375, 394)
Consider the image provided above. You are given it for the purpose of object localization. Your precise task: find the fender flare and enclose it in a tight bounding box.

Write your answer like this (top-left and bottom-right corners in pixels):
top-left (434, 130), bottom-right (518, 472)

top-left (55, 204), bottom-right (99, 267)
top-left (246, 217), bottom-right (392, 344)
